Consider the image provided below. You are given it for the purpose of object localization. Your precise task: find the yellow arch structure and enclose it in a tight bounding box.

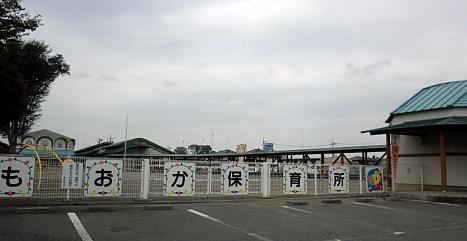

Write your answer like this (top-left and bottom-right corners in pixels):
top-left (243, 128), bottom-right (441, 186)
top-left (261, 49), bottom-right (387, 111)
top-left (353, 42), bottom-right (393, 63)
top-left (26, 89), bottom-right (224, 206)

top-left (17, 144), bottom-right (64, 189)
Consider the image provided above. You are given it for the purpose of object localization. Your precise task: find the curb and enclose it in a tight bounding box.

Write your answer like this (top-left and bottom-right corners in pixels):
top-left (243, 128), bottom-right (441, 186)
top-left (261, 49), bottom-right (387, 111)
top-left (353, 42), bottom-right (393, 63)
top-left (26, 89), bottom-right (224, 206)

top-left (0, 204), bottom-right (174, 215)
top-left (390, 192), bottom-right (467, 204)
top-left (0, 194), bottom-right (388, 207)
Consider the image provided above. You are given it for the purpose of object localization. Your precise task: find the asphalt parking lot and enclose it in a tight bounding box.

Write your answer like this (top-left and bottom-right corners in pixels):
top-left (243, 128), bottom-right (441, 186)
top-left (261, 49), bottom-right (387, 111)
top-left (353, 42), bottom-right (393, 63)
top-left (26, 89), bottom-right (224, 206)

top-left (1, 198), bottom-right (466, 241)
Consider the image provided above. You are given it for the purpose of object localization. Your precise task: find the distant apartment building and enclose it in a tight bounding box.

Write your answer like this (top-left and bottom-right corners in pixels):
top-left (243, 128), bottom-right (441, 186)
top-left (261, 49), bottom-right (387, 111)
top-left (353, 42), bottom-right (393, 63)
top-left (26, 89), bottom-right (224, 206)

top-left (236, 144), bottom-right (247, 153)
top-left (236, 144), bottom-right (247, 162)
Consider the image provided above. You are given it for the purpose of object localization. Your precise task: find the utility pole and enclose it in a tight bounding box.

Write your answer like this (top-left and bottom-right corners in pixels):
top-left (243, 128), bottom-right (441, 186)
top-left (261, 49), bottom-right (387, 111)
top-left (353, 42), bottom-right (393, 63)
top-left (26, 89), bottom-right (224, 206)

top-left (330, 139), bottom-right (339, 157)
top-left (123, 115), bottom-right (128, 160)
top-left (301, 129), bottom-right (304, 149)
top-left (211, 132), bottom-right (214, 148)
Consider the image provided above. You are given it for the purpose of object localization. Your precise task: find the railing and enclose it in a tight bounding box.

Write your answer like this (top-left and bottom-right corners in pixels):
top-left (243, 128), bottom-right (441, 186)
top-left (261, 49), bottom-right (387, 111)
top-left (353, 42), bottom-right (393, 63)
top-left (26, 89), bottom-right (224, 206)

top-left (0, 155), bottom-right (387, 200)
top-left (394, 164), bottom-right (424, 191)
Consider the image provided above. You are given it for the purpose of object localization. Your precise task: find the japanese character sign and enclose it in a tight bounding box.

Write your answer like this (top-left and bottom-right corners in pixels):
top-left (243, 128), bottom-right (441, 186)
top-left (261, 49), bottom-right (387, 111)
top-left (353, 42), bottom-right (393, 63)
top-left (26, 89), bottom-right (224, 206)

top-left (283, 165), bottom-right (307, 194)
top-left (84, 160), bottom-right (123, 197)
top-left (61, 162), bottom-right (83, 189)
top-left (164, 162), bottom-right (195, 196)
top-left (221, 163), bottom-right (249, 195)
top-left (366, 167), bottom-right (384, 193)
top-left (0, 156), bottom-right (35, 197)
top-left (328, 166), bottom-right (349, 193)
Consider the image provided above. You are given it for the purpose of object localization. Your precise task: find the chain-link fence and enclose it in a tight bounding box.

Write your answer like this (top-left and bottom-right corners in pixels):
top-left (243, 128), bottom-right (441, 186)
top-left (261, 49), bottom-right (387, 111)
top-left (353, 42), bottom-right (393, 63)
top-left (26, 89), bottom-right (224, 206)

top-left (394, 164), bottom-right (424, 191)
top-left (29, 156), bottom-right (143, 199)
top-left (267, 163), bottom-right (387, 196)
top-left (0, 155), bottom-right (387, 200)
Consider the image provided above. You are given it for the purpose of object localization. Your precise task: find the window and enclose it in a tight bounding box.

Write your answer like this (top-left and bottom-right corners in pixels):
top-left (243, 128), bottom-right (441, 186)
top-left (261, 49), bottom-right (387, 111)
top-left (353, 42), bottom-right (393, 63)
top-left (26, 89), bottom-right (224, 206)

top-left (38, 138), bottom-right (52, 147)
top-left (22, 137), bottom-right (35, 145)
top-left (55, 139), bottom-right (66, 150)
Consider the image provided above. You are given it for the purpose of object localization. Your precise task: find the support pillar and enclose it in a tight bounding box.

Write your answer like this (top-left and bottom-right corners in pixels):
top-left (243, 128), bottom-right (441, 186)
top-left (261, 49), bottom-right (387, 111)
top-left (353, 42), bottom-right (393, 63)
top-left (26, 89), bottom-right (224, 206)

top-left (440, 130), bottom-right (447, 192)
top-left (386, 134), bottom-right (392, 191)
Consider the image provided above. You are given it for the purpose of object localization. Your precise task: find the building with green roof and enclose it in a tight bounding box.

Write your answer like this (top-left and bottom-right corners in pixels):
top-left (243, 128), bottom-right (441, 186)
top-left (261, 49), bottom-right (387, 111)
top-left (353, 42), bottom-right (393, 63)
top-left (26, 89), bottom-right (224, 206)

top-left (364, 80), bottom-right (467, 192)
top-left (74, 138), bottom-right (173, 157)
top-left (19, 129), bottom-right (76, 156)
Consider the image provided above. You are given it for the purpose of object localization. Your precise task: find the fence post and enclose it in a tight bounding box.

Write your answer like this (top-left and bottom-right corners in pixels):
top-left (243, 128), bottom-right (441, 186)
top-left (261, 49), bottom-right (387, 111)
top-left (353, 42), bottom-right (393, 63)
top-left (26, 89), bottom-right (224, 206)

top-left (261, 162), bottom-right (270, 197)
top-left (207, 165), bottom-right (212, 196)
top-left (314, 164), bottom-right (318, 196)
top-left (421, 165), bottom-right (424, 192)
top-left (359, 166), bottom-right (363, 194)
top-left (140, 159), bottom-right (150, 199)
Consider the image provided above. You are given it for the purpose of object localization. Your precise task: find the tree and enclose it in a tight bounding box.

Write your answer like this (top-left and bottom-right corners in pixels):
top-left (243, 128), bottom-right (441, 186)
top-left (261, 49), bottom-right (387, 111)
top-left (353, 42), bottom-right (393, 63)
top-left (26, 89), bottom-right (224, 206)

top-left (187, 144), bottom-right (212, 154)
top-left (0, 40), bottom-right (69, 152)
top-left (174, 147), bottom-right (187, 154)
top-left (1, 0), bottom-right (41, 44)
top-left (0, 0), bottom-right (69, 153)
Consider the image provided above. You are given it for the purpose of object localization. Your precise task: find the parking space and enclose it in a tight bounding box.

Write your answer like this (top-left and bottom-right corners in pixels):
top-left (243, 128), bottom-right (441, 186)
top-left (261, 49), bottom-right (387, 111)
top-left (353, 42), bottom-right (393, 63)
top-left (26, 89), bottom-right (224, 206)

top-left (1, 199), bottom-right (467, 241)
top-left (0, 213), bottom-right (81, 241)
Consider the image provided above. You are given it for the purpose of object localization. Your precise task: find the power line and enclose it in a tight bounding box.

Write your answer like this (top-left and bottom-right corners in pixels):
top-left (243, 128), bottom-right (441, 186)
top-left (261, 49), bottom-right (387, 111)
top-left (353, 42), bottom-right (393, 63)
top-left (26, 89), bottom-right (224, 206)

top-left (272, 141), bottom-right (384, 149)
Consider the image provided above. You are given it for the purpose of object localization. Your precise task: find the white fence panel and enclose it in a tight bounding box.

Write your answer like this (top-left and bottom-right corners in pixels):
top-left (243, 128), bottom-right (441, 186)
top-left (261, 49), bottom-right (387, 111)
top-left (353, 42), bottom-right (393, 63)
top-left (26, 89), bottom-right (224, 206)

top-left (0, 155), bottom-right (388, 200)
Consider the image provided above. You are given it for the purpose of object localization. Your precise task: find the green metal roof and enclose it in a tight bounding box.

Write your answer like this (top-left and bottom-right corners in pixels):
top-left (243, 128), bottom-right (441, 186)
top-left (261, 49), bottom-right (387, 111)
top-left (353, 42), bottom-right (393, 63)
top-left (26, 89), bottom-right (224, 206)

top-left (22, 129), bottom-right (75, 143)
top-left (363, 116), bottom-right (467, 135)
top-left (74, 138), bottom-right (174, 156)
top-left (388, 80), bottom-right (467, 122)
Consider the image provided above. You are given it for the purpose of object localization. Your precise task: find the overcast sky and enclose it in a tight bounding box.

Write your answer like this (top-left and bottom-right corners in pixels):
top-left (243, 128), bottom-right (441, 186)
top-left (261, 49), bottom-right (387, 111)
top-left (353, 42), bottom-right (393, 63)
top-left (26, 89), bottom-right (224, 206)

top-left (13, 0), bottom-right (467, 151)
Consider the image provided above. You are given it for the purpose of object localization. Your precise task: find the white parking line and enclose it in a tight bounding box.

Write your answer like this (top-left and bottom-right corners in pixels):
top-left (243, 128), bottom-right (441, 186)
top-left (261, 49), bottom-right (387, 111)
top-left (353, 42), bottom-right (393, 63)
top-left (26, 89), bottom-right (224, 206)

top-left (281, 205), bottom-right (313, 214)
top-left (410, 200), bottom-right (461, 207)
top-left (353, 202), bottom-right (398, 210)
top-left (67, 212), bottom-right (93, 241)
top-left (187, 209), bottom-right (273, 241)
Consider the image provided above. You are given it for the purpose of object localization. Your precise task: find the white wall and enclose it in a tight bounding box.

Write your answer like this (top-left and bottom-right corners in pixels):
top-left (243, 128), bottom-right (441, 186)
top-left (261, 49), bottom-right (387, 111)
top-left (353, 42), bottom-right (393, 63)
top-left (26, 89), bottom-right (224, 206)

top-left (391, 108), bottom-right (467, 125)
top-left (394, 129), bottom-right (467, 186)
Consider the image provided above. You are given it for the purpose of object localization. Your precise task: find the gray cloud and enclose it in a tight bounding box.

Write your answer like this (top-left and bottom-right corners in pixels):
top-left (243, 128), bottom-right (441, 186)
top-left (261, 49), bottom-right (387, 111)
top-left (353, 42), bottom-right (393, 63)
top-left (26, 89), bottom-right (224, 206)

top-left (347, 60), bottom-right (392, 76)
top-left (15, 0), bottom-right (467, 151)
top-left (162, 80), bottom-right (177, 88)
top-left (98, 74), bottom-right (119, 82)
